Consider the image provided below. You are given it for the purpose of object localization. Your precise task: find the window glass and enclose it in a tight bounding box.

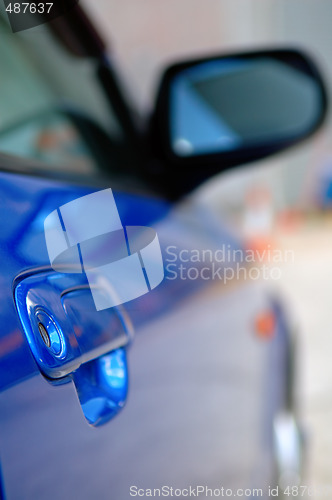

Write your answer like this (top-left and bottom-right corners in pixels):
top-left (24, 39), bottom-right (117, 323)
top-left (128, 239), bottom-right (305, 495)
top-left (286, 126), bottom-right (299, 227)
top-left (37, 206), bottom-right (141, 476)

top-left (0, 13), bottom-right (122, 173)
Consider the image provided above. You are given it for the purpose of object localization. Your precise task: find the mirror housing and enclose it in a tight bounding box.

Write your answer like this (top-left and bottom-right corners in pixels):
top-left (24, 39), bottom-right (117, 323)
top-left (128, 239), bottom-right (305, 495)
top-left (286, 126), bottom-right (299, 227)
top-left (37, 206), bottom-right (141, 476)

top-left (151, 48), bottom-right (328, 197)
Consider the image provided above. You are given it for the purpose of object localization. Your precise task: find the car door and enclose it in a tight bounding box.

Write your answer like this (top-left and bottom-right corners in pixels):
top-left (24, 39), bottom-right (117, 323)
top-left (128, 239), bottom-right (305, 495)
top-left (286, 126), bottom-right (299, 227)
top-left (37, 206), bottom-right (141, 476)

top-left (0, 7), bottom-right (311, 500)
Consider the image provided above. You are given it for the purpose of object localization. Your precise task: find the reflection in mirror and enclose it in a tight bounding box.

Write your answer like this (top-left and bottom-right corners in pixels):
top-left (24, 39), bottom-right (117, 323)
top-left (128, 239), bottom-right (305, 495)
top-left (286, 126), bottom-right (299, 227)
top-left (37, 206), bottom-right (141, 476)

top-left (0, 111), bottom-right (98, 174)
top-left (170, 57), bottom-right (324, 157)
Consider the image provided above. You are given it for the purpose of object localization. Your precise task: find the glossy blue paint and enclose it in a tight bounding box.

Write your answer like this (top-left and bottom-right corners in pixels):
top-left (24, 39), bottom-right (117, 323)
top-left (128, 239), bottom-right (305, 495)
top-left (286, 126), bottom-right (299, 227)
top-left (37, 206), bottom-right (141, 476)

top-left (0, 170), bottom-right (172, 391)
top-left (0, 167), bottom-right (291, 499)
top-left (1, 167), bottom-right (240, 386)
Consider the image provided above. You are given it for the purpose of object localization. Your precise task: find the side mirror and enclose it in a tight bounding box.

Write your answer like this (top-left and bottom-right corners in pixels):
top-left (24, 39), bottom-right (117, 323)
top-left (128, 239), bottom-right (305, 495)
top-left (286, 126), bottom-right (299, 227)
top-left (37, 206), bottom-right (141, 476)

top-left (153, 49), bottom-right (327, 196)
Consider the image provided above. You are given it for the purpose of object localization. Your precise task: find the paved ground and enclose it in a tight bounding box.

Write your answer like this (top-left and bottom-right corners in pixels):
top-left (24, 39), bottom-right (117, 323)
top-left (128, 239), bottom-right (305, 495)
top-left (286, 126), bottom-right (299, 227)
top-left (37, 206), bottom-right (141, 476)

top-left (276, 216), bottom-right (332, 498)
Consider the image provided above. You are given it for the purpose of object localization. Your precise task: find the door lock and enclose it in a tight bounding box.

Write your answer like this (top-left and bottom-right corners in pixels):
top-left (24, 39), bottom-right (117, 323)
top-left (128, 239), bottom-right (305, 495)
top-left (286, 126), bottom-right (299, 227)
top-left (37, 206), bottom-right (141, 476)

top-left (14, 270), bottom-right (133, 426)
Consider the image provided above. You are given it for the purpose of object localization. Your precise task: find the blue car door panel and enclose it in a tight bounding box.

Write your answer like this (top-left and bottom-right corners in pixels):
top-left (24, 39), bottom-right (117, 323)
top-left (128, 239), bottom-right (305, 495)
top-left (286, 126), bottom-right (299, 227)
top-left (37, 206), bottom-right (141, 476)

top-left (0, 163), bottom-right (290, 499)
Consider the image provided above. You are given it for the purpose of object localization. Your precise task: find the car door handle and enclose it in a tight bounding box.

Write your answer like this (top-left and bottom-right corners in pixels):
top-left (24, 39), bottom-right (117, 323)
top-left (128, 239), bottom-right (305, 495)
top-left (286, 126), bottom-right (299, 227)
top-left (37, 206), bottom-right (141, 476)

top-left (14, 269), bottom-right (133, 426)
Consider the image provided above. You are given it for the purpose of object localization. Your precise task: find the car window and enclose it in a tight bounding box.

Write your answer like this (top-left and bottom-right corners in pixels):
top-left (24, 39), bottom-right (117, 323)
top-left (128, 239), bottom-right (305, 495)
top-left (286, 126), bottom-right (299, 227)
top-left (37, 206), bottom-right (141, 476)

top-left (0, 112), bottom-right (97, 174)
top-left (0, 13), bottom-right (122, 174)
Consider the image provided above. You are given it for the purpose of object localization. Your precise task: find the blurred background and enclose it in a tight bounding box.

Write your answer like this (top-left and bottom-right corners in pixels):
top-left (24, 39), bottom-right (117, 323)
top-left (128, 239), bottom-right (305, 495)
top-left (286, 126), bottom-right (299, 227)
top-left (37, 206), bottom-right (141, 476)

top-left (81, 0), bottom-right (332, 494)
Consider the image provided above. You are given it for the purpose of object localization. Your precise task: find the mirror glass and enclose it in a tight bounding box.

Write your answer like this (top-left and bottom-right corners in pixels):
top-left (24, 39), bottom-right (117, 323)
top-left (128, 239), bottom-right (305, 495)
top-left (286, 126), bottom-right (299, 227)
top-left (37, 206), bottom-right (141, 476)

top-left (170, 56), bottom-right (324, 157)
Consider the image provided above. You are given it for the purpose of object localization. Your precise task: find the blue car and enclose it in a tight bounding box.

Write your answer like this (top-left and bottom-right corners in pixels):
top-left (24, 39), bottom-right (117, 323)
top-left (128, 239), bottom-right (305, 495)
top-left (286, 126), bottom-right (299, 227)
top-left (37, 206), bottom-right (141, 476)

top-left (0, 5), bottom-right (327, 500)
